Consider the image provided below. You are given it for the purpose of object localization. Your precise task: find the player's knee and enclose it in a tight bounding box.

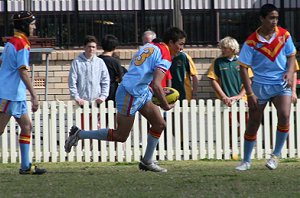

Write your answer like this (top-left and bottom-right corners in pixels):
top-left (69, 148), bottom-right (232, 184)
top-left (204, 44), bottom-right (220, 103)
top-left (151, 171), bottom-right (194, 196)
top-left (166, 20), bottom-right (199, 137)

top-left (20, 123), bottom-right (33, 134)
top-left (117, 136), bottom-right (128, 143)
top-left (157, 120), bottom-right (166, 131)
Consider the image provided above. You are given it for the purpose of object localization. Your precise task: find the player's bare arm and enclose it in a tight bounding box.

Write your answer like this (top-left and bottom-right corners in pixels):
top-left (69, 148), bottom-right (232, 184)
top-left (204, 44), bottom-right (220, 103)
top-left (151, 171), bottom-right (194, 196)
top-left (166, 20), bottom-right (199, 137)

top-left (240, 66), bottom-right (258, 110)
top-left (19, 67), bottom-right (39, 112)
top-left (152, 69), bottom-right (173, 111)
top-left (284, 55), bottom-right (296, 88)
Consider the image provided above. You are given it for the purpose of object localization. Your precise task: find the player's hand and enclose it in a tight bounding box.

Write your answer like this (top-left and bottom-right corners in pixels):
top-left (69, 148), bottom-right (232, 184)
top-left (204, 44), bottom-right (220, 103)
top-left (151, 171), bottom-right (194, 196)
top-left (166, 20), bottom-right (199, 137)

top-left (161, 103), bottom-right (175, 111)
top-left (31, 96), bottom-right (39, 112)
top-left (76, 98), bottom-right (85, 106)
top-left (283, 72), bottom-right (293, 88)
top-left (96, 98), bottom-right (104, 105)
top-left (292, 91), bottom-right (297, 104)
top-left (222, 96), bottom-right (232, 107)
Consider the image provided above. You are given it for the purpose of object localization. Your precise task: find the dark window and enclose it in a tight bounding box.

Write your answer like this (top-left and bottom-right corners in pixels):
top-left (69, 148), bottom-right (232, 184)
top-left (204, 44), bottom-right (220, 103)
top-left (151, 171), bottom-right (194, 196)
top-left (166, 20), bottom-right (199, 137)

top-left (219, 10), bottom-right (259, 43)
top-left (182, 11), bottom-right (215, 45)
top-left (35, 12), bottom-right (74, 48)
top-left (78, 12), bottom-right (137, 47)
top-left (139, 10), bottom-right (172, 43)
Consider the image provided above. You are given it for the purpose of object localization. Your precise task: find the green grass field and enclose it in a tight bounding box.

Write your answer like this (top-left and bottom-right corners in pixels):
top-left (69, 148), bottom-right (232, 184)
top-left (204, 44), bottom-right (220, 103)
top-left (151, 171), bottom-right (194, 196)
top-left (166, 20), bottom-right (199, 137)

top-left (0, 159), bottom-right (300, 198)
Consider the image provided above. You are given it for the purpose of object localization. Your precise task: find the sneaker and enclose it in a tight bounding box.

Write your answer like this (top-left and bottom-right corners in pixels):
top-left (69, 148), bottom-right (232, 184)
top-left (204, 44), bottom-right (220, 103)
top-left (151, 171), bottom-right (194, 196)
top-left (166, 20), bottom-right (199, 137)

top-left (64, 126), bottom-right (81, 153)
top-left (19, 163), bottom-right (46, 175)
top-left (265, 154), bottom-right (278, 170)
top-left (235, 161), bottom-right (251, 171)
top-left (139, 161), bottom-right (167, 173)
top-left (153, 160), bottom-right (159, 165)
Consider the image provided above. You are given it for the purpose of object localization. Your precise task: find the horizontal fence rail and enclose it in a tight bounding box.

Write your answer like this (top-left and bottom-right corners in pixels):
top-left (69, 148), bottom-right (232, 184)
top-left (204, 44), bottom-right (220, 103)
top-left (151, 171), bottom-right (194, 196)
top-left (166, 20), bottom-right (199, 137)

top-left (0, 99), bottom-right (299, 164)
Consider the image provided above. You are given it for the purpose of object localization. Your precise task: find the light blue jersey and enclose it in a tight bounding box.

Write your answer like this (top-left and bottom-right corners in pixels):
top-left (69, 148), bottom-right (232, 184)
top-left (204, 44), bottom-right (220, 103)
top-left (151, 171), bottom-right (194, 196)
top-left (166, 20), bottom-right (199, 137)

top-left (121, 42), bottom-right (172, 97)
top-left (238, 26), bottom-right (296, 85)
top-left (0, 32), bottom-right (30, 101)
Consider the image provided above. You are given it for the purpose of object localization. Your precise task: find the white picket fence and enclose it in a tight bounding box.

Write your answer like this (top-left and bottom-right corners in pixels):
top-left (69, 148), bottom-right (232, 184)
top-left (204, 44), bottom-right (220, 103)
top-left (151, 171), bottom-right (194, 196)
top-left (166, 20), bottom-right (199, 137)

top-left (1, 99), bottom-right (300, 163)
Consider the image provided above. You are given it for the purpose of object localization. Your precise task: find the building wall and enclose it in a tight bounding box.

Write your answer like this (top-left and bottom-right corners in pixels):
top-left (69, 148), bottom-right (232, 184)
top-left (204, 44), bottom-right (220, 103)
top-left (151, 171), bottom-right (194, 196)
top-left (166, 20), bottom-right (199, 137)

top-left (29, 48), bottom-right (222, 101)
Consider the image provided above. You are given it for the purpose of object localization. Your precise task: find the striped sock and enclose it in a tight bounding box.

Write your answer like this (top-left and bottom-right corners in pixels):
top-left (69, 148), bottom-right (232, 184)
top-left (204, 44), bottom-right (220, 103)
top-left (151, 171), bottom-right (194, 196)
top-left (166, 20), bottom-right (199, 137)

top-left (143, 130), bottom-right (162, 163)
top-left (273, 125), bottom-right (289, 156)
top-left (19, 134), bottom-right (31, 170)
top-left (243, 133), bottom-right (256, 163)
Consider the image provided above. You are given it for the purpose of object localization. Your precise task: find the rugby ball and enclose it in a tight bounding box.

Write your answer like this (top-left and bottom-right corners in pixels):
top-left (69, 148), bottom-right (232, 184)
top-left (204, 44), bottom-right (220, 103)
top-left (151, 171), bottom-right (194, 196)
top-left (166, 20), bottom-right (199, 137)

top-left (152, 87), bottom-right (180, 105)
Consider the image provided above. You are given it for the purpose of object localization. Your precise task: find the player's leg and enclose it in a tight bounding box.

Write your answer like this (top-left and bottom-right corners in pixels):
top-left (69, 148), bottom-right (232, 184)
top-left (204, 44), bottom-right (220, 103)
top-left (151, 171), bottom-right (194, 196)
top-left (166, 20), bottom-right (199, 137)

top-left (0, 99), bottom-right (13, 135)
top-left (266, 94), bottom-right (291, 170)
top-left (65, 85), bottom-right (136, 152)
top-left (16, 113), bottom-right (33, 170)
top-left (272, 95), bottom-right (291, 156)
top-left (138, 101), bottom-right (167, 172)
top-left (236, 82), bottom-right (269, 170)
top-left (16, 111), bottom-right (46, 174)
top-left (244, 104), bottom-right (265, 159)
top-left (236, 104), bottom-right (266, 171)
top-left (0, 113), bottom-right (11, 135)
top-left (65, 114), bottom-right (134, 153)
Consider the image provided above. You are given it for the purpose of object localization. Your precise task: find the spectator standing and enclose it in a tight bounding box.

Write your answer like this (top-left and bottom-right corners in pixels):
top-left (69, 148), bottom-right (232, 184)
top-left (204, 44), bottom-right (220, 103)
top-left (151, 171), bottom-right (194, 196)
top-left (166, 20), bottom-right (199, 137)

top-left (169, 51), bottom-right (198, 102)
top-left (98, 34), bottom-right (124, 102)
top-left (208, 36), bottom-right (253, 148)
top-left (208, 36), bottom-right (253, 106)
top-left (68, 35), bottom-right (110, 129)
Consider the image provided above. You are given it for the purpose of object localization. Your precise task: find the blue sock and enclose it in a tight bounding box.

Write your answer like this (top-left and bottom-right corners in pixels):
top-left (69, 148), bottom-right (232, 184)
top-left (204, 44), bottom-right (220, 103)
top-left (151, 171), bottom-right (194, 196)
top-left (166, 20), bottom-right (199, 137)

top-left (78, 128), bottom-right (109, 140)
top-left (243, 140), bottom-right (256, 163)
top-left (273, 130), bottom-right (289, 156)
top-left (143, 133), bottom-right (159, 163)
top-left (19, 134), bottom-right (31, 170)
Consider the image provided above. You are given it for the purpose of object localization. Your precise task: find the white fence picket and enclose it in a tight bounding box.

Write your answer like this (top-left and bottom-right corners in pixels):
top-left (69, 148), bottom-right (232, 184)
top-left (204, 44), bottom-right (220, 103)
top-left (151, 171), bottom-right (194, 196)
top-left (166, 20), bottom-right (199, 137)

top-left (34, 108), bottom-right (42, 162)
top-left (198, 100), bottom-right (206, 159)
top-left (9, 119), bottom-right (17, 163)
top-left (190, 100), bottom-right (197, 160)
top-left (66, 101), bottom-right (74, 161)
top-left (207, 100), bottom-right (214, 159)
top-left (157, 109), bottom-right (165, 161)
top-left (165, 109), bottom-right (174, 160)
top-left (289, 105), bottom-right (295, 158)
top-left (214, 100), bottom-right (222, 159)
top-left (231, 102), bottom-right (238, 157)
top-left (58, 102), bottom-right (66, 162)
top-left (1, 126), bottom-right (8, 163)
top-left (182, 100), bottom-right (189, 160)
top-left (132, 111), bottom-right (140, 162)
top-left (223, 103), bottom-right (230, 159)
top-left (0, 99), bottom-right (299, 164)
top-left (174, 102), bottom-right (181, 160)
top-left (42, 101), bottom-right (50, 162)
top-left (107, 102), bottom-right (116, 162)
top-left (50, 101), bottom-right (57, 162)
top-left (239, 100), bottom-right (246, 157)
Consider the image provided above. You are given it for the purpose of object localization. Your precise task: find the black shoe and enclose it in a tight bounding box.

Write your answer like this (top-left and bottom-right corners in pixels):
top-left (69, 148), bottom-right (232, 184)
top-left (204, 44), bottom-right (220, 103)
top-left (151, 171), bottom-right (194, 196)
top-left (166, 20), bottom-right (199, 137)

top-left (64, 126), bottom-right (81, 153)
top-left (19, 163), bottom-right (47, 175)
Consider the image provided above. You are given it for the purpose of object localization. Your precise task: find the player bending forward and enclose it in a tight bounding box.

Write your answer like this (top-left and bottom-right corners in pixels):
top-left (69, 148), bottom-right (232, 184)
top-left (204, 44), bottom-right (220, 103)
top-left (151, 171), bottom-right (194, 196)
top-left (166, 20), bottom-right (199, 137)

top-left (65, 27), bottom-right (187, 172)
